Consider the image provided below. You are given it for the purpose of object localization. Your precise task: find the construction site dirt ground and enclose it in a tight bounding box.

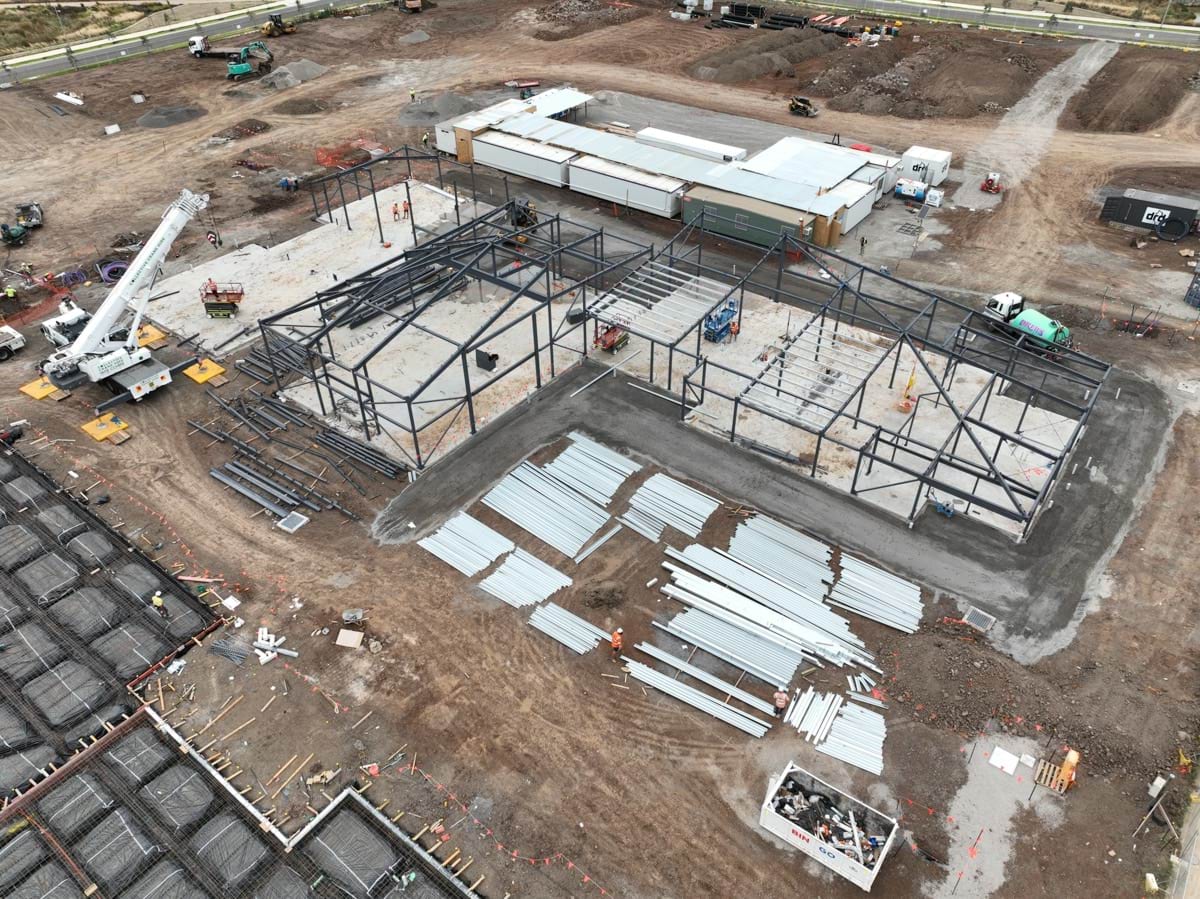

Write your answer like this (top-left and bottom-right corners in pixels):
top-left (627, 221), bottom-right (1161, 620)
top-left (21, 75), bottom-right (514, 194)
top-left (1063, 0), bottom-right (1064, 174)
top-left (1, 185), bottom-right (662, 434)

top-left (2, 2), bottom-right (1200, 896)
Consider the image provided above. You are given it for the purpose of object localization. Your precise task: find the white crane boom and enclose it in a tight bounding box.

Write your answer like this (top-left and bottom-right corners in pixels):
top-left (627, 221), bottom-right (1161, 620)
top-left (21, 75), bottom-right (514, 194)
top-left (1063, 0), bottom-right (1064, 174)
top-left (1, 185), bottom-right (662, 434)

top-left (43, 189), bottom-right (208, 394)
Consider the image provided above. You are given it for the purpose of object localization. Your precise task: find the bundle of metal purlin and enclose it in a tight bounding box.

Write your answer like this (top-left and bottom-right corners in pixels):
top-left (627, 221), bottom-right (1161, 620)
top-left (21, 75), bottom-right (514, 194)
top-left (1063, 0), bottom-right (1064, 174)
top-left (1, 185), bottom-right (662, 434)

top-left (624, 659), bottom-right (772, 737)
top-left (527, 602), bottom-right (610, 653)
top-left (633, 642), bottom-right (775, 716)
top-left (478, 549), bottom-right (572, 607)
top-left (784, 688), bottom-right (842, 742)
top-left (542, 431), bottom-right (642, 507)
top-left (814, 702), bottom-right (886, 775)
top-left (418, 512), bottom-right (514, 576)
top-left (315, 428), bottom-right (406, 479)
top-left (667, 544), bottom-right (864, 659)
top-left (827, 554), bottom-right (924, 633)
top-left (654, 608), bottom-right (806, 686)
top-left (726, 514), bottom-right (832, 601)
top-left (482, 462), bottom-right (610, 557)
top-left (626, 473), bottom-right (720, 539)
top-left (660, 554), bottom-right (879, 672)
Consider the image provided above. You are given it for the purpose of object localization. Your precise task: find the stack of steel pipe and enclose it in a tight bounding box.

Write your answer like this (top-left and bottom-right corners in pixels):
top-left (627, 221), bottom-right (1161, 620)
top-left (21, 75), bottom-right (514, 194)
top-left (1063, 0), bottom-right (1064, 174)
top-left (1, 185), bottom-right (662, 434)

top-left (479, 549), bottom-right (572, 607)
top-left (814, 702), bottom-right (886, 775)
top-left (418, 512), bottom-right (514, 576)
top-left (541, 432), bottom-right (642, 507)
top-left (315, 429), bottom-right (406, 479)
top-left (667, 545), bottom-right (861, 653)
top-left (727, 514), bottom-right (832, 599)
top-left (660, 558), bottom-right (876, 670)
top-left (527, 603), bottom-right (609, 653)
top-left (784, 688), bottom-right (842, 742)
top-left (633, 642), bottom-right (775, 716)
top-left (482, 462), bottom-right (610, 557)
top-left (617, 508), bottom-right (665, 542)
top-left (829, 555), bottom-right (924, 633)
top-left (623, 659), bottom-right (772, 738)
top-left (627, 474), bottom-right (720, 538)
top-left (654, 608), bottom-right (805, 686)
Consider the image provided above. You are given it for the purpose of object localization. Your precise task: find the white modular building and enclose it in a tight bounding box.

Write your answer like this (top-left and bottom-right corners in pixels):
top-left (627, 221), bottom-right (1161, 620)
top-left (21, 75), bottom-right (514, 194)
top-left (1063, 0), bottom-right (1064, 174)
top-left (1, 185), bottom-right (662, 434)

top-left (434, 87), bottom-right (593, 159)
top-left (568, 156), bottom-right (687, 217)
top-left (635, 126), bottom-right (747, 162)
top-left (471, 131), bottom-right (576, 187)
top-left (900, 146), bottom-right (952, 186)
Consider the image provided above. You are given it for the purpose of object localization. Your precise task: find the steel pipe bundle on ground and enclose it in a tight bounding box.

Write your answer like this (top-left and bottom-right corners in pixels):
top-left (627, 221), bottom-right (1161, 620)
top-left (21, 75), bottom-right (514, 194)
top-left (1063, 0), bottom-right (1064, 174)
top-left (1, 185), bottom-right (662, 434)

top-left (623, 659), bottom-right (772, 737)
top-left (727, 515), bottom-right (832, 600)
top-left (661, 561), bottom-right (875, 669)
top-left (418, 513), bottom-right (514, 576)
top-left (668, 545), bottom-right (860, 652)
top-left (478, 549), bottom-right (572, 607)
top-left (542, 432), bottom-right (642, 507)
top-left (814, 702), bottom-right (886, 775)
top-left (632, 642), bottom-right (775, 715)
top-left (655, 609), bottom-right (805, 686)
top-left (627, 474), bottom-right (720, 538)
top-left (482, 462), bottom-right (610, 557)
top-left (528, 602), bottom-right (609, 653)
top-left (829, 555), bottom-right (924, 633)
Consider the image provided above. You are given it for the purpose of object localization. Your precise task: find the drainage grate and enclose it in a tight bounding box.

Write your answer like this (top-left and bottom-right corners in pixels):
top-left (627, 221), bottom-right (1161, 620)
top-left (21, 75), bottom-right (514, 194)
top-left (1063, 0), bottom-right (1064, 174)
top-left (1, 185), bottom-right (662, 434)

top-left (897, 222), bottom-right (922, 235)
top-left (963, 605), bottom-right (997, 633)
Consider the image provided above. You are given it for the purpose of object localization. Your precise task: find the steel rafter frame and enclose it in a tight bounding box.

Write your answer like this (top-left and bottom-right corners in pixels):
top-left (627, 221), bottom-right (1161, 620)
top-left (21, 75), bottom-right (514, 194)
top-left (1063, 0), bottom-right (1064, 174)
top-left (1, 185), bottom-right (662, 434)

top-left (585, 215), bottom-right (775, 394)
top-left (259, 202), bottom-right (653, 470)
top-left (673, 211), bottom-right (1111, 542)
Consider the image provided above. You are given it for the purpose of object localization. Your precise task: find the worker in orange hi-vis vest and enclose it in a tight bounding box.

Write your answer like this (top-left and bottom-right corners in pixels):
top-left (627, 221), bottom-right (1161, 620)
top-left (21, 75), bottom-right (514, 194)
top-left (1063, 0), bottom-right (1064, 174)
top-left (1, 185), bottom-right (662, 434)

top-left (610, 627), bottom-right (623, 661)
top-left (773, 687), bottom-right (789, 717)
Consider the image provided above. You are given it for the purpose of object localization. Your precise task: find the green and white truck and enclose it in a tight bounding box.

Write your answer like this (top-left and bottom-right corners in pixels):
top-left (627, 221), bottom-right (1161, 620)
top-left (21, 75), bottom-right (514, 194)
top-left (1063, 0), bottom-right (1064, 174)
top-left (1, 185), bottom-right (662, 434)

top-left (982, 292), bottom-right (1072, 351)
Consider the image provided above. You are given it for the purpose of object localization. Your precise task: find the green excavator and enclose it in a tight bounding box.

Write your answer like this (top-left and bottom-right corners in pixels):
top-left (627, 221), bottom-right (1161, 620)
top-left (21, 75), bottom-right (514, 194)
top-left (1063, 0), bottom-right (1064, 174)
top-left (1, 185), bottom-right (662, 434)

top-left (226, 41), bottom-right (273, 81)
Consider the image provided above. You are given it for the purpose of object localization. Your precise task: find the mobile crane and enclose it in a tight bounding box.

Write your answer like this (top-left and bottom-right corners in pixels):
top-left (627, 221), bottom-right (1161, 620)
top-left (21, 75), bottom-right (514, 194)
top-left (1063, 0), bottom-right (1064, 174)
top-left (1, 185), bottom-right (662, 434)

top-left (40, 189), bottom-right (209, 402)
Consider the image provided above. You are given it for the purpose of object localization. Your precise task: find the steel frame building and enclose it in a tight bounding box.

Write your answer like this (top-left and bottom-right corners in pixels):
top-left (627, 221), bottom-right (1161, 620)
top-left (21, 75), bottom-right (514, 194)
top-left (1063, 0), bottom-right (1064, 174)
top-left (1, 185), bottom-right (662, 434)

top-left (259, 202), bottom-right (654, 470)
top-left (670, 212), bottom-right (1111, 540)
top-left (260, 202), bottom-right (1109, 540)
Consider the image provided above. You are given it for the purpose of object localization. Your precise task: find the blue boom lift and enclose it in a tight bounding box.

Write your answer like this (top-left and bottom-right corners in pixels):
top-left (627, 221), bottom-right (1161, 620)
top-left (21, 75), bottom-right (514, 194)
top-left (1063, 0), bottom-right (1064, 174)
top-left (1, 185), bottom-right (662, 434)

top-left (704, 299), bottom-right (738, 343)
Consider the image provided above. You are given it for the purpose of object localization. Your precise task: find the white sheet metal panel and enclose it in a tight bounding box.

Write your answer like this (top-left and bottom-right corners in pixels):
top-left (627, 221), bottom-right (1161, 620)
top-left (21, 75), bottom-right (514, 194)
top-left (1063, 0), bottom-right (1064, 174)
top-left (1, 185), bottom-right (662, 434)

top-left (472, 131), bottom-right (576, 186)
top-left (524, 86), bottom-right (593, 118)
top-left (568, 155), bottom-right (685, 217)
top-left (738, 137), bottom-right (868, 190)
top-left (635, 127), bottom-right (747, 162)
top-left (900, 146), bottom-right (952, 186)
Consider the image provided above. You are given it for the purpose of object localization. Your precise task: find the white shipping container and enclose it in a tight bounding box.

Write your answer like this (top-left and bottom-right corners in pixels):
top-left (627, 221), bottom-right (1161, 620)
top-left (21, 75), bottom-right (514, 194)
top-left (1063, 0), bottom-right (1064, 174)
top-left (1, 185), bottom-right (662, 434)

top-left (471, 131), bottom-right (577, 187)
top-left (568, 156), bottom-right (686, 218)
top-left (900, 146), bottom-right (952, 186)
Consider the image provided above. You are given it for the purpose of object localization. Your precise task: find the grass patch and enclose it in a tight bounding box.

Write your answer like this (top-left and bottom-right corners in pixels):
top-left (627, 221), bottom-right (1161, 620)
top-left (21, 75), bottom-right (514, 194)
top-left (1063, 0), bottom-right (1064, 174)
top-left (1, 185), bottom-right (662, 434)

top-left (0, 3), bottom-right (169, 54)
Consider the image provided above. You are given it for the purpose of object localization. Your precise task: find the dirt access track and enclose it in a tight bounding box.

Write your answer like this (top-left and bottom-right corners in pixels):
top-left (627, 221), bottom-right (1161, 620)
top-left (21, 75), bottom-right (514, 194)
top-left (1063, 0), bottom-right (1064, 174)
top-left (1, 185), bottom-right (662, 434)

top-left (1, 3), bottom-right (1200, 897)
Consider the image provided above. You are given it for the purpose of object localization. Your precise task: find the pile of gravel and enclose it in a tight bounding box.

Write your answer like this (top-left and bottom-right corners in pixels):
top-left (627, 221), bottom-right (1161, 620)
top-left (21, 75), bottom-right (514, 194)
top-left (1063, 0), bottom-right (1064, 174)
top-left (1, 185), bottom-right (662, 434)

top-left (261, 58), bottom-right (328, 90)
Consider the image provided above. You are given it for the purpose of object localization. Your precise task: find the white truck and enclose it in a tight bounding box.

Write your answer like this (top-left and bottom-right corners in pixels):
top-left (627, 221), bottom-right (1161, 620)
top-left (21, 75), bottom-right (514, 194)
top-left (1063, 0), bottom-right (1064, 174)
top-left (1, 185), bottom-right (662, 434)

top-left (0, 326), bottom-right (26, 361)
top-left (41, 189), bottom-right (209, 401)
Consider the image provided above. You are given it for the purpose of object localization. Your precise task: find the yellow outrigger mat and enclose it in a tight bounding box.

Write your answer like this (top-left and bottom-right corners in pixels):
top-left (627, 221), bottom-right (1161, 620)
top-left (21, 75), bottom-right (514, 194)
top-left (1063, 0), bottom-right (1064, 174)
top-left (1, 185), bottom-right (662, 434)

top-left (82, 413), bottom-right (130, 442)
top-left (136, 323), bottom-right (167, 347)
top-left (183, 358), bottom-right (226, 384)
top-left (19, 376), bottom-right (57, 399)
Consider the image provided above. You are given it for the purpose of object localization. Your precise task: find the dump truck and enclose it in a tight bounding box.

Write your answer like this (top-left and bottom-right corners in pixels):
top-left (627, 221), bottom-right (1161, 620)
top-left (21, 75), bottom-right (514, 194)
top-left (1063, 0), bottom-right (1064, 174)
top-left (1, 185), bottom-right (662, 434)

top-left (982, 292), bottom-right (1072, 351)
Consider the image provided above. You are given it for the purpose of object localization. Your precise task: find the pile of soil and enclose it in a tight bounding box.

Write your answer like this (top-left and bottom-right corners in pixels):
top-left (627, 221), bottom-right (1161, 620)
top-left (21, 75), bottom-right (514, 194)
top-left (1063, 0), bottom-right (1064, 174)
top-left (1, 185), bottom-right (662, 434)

top-left (582, 580), bottom-right (626, 609)
top-left (135, 105), bottom-right (205, 128)
top-left (399, 28), bottom-right (430, 43)
top-left (213, 118), bottom-right (271, 140)
top-left (692, 29), bottom-right (842, 83)
top-left (261, 58), bottom-right (328, 90)
top-left (533, 0), bottom-right (650, 41)
top-left (1063, 45), bottom-right (1192, 133)
top-left (808, 38), bottom-right (1067, 119)
top-left (272, 97), bottom-right (332, 115)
